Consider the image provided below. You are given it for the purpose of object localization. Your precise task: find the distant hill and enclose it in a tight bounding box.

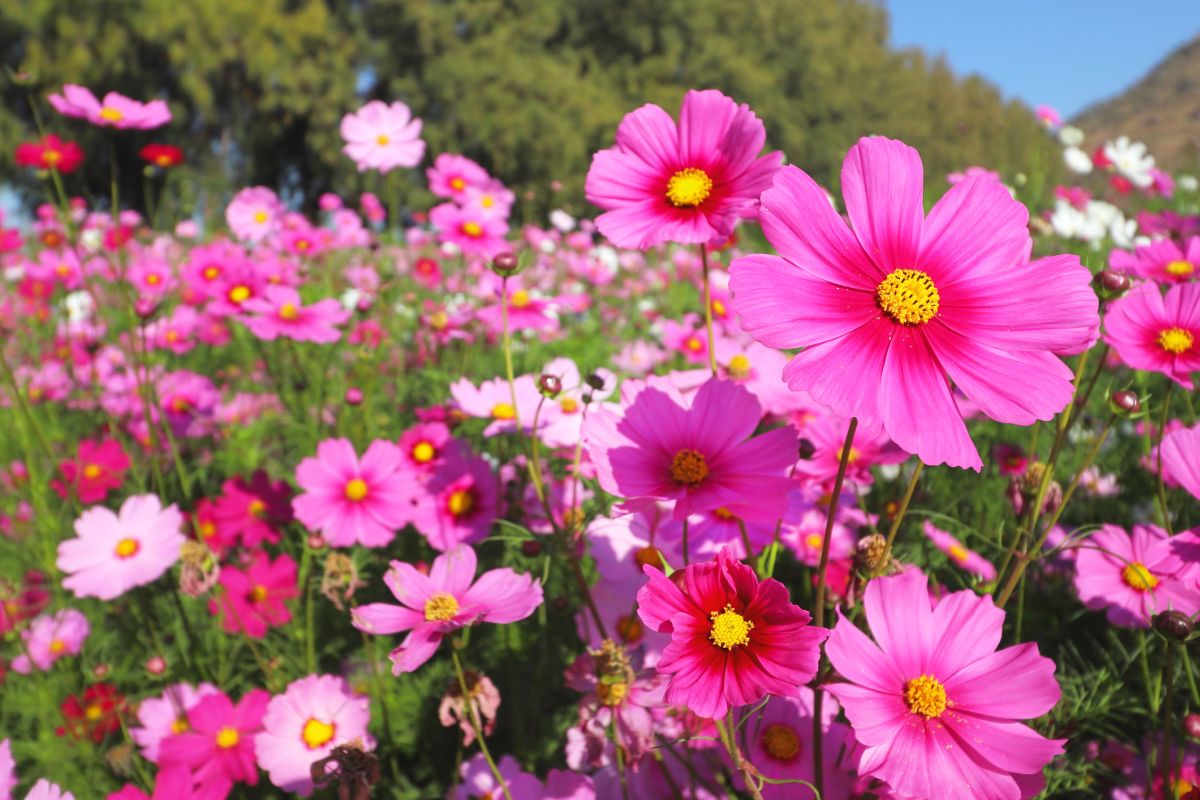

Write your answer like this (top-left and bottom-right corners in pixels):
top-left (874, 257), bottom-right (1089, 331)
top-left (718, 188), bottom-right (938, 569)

top-left (1074, 34), bottom-right (1200, 171)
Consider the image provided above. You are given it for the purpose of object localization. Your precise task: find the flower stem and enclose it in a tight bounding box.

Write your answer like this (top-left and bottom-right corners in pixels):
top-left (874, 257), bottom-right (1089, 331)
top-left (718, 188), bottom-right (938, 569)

top-left (1155, 383), bottom-right (1174, 535)
top-left (681, 518), bottom-right (690, 566)
top-left (1162, 641), bottom-right (1175, 793)
top-left (876, 461), bottom-right (924, 576)
top-left (452, 648), bottom-right (513, 800)
top-left (699, 245), bottom-right (718, 378)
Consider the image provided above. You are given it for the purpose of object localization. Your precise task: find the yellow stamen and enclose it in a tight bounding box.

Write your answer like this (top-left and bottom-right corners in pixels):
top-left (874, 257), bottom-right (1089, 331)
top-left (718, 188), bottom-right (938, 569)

top-left (462, 221), bottom-right (483, 238)
top-left (344, 478), bottom-right (369, 502)
top-left (1165, 260), bottom-right (1194, 277)
top-left (560, 397), bottom-right (579, 414)
top-left (253, 211), bottom-right (268, 224)
top-left (1122, 561), bottom-right (1159, 591)
top-left (250, 585), bottom-right (269, 603)
top-left (709, 604), bottom-right (753, 650)
top-left (1159, 327), bottom-right (1194, 355)
top-left (98, 107), bottom-right (123, 122)
top-left (510, 289), bottom-right (531, 308)
top-left (728, 354), bottom-right (751, 378)
top-left (82, 463), bottom-right (102, 480)
top-left (248, 499), bottom-right (266, 517)
top-left (146, 273), bottom-right (161, 286)
top-left (491, 403), bottom-right (516, 420)
top-left (447, 489), bottom-right (474, 517)
top-left (670, 448), bottom-right (709, 486)
top-left (215, 727), bottom-right (240, 749)
top-left (597, 681), bottom-right (629, 707)
top-left (412, 442), bottom-right (436, 463)
top-left (301, 718), bottom-right (336, 749)
top-left (876, 268), bottom-right (941, 325)
top-left (114, 538), bottom-right (139, 559)
top-left (450, 177), bottom-right (466, 191)
top-left (634, 547), bottom-right (663, 569)
top-left (278, 302), bottom-right (299, 321)
top-left (666, 167), bottom-right (714, 208)
top-left (947, 544), bottom-right (970, 564)
top-left (805, 533), bottom-right (823, 550)
top-left (85, 704), bottom-right (104, 721)
top-left (171, 717), bottom-right (189, 734)
top-left (429, 310), bottom-right (449, 330)
top-left (762, 724), bottom-right (800, 760)
top-left (376, 134), bottom-right (390, 146)
top-left (424, 592), bottom-right (459, 622)
top-left (49, 639), bottom-right (66, 654)
top-left (904, 674), bottom-right (948, 718)
top-left (228, 285), bottom-right (251, 304)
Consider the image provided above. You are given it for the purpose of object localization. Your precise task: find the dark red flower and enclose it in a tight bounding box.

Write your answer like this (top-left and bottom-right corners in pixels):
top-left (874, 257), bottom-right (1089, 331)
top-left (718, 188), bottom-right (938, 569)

top-left (15, 134), bottom-right (84, 173)
top-left (139, 143), bottom-right (185, 168)
top-left (57, 683), bottom-right (126, 742)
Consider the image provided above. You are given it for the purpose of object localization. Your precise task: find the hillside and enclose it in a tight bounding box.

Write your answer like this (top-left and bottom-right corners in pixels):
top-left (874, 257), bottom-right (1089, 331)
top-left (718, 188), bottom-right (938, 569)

top-left (1074, 34), bottom-right (1200, 170)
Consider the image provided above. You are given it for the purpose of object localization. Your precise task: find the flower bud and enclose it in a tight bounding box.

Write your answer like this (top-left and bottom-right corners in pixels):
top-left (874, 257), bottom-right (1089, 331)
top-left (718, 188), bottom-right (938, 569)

top-left (491, 252), bottom-right (519, 276)
top-left (344, 387), bottom-right (363, 406)
top-left (145, 655), bottom-right (167, 676)
top-left (1153, 610), bottom-right (1193, 642)
top-left (521, 539), bottom-right (542, 557)
top-left (1109, 390), bottom-right (1140, 416)
top-left (798, 438), bottom-right (817, 460)
top-left (1186, 713), bottom-right (1200, 739)
top-left (585, 373), bottom-right (606, 391)
top-left (853, 534), bottom-right (888, 575)
top-left (538, 374), bottom-right (562, 397)
top-left (1094, 269), bottom-right (1130, 298)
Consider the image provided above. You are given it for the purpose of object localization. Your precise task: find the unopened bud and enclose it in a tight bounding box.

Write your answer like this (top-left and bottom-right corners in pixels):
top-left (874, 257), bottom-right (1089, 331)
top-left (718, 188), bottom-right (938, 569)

top-left (1094, 269), bottom-right (1130, 297)
top-left (491, 252), bottom-right (518, 276)
top-left (1109, 390), bottom-right (1140, 415)
top-left (538, 374), bottom-right (562, 397)
top-left (854, 534), bottom-right (888, 574)
top-left (344, 387), bottom-right (363, 406)
top-left (1185, 713), bottom-right (1200, 738)
top-left (585, 373), bottom-right (606, 391)
top-left (1154, 610), bottom-right (1193, 642)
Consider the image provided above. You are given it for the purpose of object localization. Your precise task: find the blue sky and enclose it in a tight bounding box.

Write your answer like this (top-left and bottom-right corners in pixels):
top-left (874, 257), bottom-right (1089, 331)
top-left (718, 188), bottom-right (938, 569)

top-left (887, 0), bottom-right (1200, 118)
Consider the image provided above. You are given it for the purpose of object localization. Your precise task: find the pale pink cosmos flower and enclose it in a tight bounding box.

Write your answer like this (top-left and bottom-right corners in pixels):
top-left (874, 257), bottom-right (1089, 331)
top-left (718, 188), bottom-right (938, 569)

top-left (340, 100), bottom-right (425, 174)
top-left (1073, 524), bottom-right (1200, 628)
top-left (922, 520), bottom-right (997, 581)
top-left (49, 84), bottom-right (171, 130)
top-left (352, 544), bottom-right (543, 673)
top-left (131, 683), bottom-right (222, 763)
top-left (826, 569), bottom-right (1065, 800)
top-left (1162, 425), bottom-right (1200, 501)
top-left (292, 438), bottom-right (411, 548)
top-left (22, 781), bottom-right (73, 800)
top-left (453, 754), bottom-right (542, 800)
top-left (0, 739), bottom-right (14, 800)
top-left (254, 674), bottom-right (375, 796)
top-left (11, 608), bottom-right (90, 674)
top-left (439, 670), bottom-right (500, 747)
top-left (225, 187), bottom-right (283, 244)
top-left (58, 494), bottom-right (185, 601)
top-left (450, 375), bottom-right (544, 437)
top-left (239, 285), bottom-right (351, 344)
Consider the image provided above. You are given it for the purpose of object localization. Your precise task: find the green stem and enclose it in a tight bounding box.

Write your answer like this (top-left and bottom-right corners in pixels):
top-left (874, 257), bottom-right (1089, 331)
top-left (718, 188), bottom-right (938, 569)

top-left (1163, 642), bottom-right (1175, 792)
top-left (699, 245), bottom-right (718, 378)
top-left (876, 462), bottom-right (924, 576)
top-left (452, 648), bottom-right (513, 800)
top-left (1156, 383), bottom-right (1175, 535)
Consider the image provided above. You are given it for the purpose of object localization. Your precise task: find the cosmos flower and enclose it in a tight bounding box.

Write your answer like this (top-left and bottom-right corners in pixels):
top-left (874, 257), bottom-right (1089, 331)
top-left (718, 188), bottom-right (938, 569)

top-left (923, 520), bottom-right (997, 581)
top-left (427, 154), bottom-right (491, 200)
top-left (636, 546), bottom-right (827, 719)
top-left (352, 545), bottom-right (543, 673)
top-left (57, 494), bottom-right (185, 601)
top-left (130, 683), bottom-right (223, 763)
top-left (585, 89), bottom-right (781, 249)
top-left (429, 201), bottom-right (509, 258)
top-left (139, 144), bottom-right (185, 169)
top-left (1110, 237), bottom-right (1200, 285)
top-left (106, 767), bottom-right (220, 800)
top-left (14, 135), bottom-right (84, 173)
top-left (409, 451), bottom-right (500, 551)
top-left (730, 136), bottom-right (1099, 470)
top-left (826, 569), bottom-right (1065, 800)
top-left (11, 608), bottom-right (90, 674)
top-left (57, 683), bottom-right (125, 743)
top-left (738, 690), bottom-right (856, 800)
top-left (239, 285), bottom-right (351, 344)
top-left (209, 552), bottom-right (298, 639)
top-left (255, 674), bottom-right (375, 796)
top-left (48, 84), bottom-right (171, 130)
top-left (50, 438), bottom-right (130, 505)
top-left (1073, 524), bottom-right (1200, 628)
top-left (1162, 425), bottom-right (1200, 501)
top-left (292, 438), bottom-right (411, 548)
top-left (158, 690), bottom-right (269, 795)
top-left (1103, 282), bottom-right (1200, 390)
top-left (225, 186), bottom-right (283, 244)
top-left (340, 100), bottom-right (425, 173)
top-left (453, 754), bottom-right (542, 800)
top-left (211, 471), bottom-right (292, 549)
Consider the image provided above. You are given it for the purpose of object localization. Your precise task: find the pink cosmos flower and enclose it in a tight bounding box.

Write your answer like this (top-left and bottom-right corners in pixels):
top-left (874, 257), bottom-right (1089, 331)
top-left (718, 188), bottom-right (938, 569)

top-left (158, 689), bottom-right (269, 795)
top-left (1073, 524), bottom-right (1200, 628)
top-left (826, 569), bottom-right (1065, 800)
top-left (292, 438), bottom-right (410, 548)
top-left (107, 767), bottom-right (221, 800)
top-left (450, 375), bottom-right (544, 437)
top-left (351, 544), bottom-right (543, 673)
top-left (636, 546), bottom-right (827, 719)
top-left (51, 438), bottom-right (130, 504)
top-left (738, 690), bottom-right (856, 800)
top-left (225, 187), bottom-right (283, 244)
top-left (58, 494), bottom-right (185, 601)
top-left (1111, 237), bottom-right (1200, 285)
top-left (49, 84), bottom-right (171, 129)
top-left (255, 674), bottom-right (375, 796)
top-left (427, 154), bottom-right (491, 200)
top-left (11, 608), bottom-right (90, 674)
top-left (239, 285), bottom-right (351, 343)
top-left (22, 781), bottom-right (73, 800)
top-left (439, 670), bottom-right (501, 747)
top-left (429, 201), bottom-right (509, 258)
top-left (211, 472), bottom-right (291, 549)
top-left (585, 89), bottom-right (782, 249)
top-left (131, 683), bottom-right (222, 762)
top-left (584, 377), bottom-right (797, 524)
top-left (793, 414), bottom-right (907, 488)
top-left (1104, 282), bottom-right (1200, 390)
top-left (209, 552), bottom-right (298, 638)
top-left (729, 136), bottom-right (1099, 470)
top-left (410, 451), bottom-right (500, 551)
top-left (397, 421), bottom-right (456, 475)
top-left (0, 739), bottom-right (15, 800)
top-left (340, 100), bottom-right (425, 173)
top-left (923, 520), bottom-right (997, 581)
top-left (1162, 425), bottom-right (1200, 501)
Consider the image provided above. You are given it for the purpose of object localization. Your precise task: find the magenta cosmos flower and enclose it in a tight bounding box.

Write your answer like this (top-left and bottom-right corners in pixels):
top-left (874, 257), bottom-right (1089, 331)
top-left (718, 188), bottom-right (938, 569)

top-left (341, 100), bottom-right (425, 173)
top-left (58, 494), bottom-right (185, 600)
top-left (255, 674), bottom-right (375, 796)
top-left (1163, 425), bottom-right (1200, 501)
top-left (352, 544), bottom-right (543, 673)
top-left (636, 547), bottom-right (827, 720)
top-left (240, 285), bottom-right (351, 344)
top-left (1110, 236), bottom-right (1200, 285)
top-left (585, 89), bottom-right (781, 249)
top-left (49, 84), bottom-right (171, 129)
top-left (729, 137), bottom-right (1099, 470)
top-left (427, 153), bottom-right (491, 200)
top-left (584, 376), bottom-right (797, 523)
top-left (107, 767), bottom-right (219, 800)
top-left (293, 438), bottom-right (411, 548)
top-left (157, 689), bottom-right (269, 795)
top-left (209, 552), bottom-right (298, 638)
top-left (923, 520), bottom-right (997, 581)
top-left (826, 570), bottom-right (1065, 800)
top-left (1104, 281), bottom-right (1200, 390)
top-left (1073, 524), bottom-right (1200, 628)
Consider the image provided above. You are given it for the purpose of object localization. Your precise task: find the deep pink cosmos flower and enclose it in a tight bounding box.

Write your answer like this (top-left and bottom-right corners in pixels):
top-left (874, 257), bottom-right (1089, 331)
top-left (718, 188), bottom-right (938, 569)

top-left (51, 438), bottom-right (130, 504)
top-left (1104, 282), bottom-right (1200, 390)
top-left (210, 552), bottom-right (299, 638)
top-left (729, 136), bottom-right (1099, 470)
top-left (429, 201), bottom-right (509, 258)
top-left (636, 547), bottom-right (827, 720)
top-left (131, 683), bottom-right (222, 763)
top-left (58, 494), bottom-right (185, 601)
top-left (351, 545), bottom-right (543, 673)
top-left (254, 674), bottom-right (375, 796)
top-left (340, 100), bottom-right (425, 173)
top-left (15, 134), bottom-right (84, 173)
top-left (738, 690), bottom-right (856, 800)
top-left (923, 520), bottom-right (997, 581)
top-left (11, 608), bottom-right (89, 674)
top-left (239, 285), bottom-right (351, 343)
top-left (158, 689), bottom-right (269, 795)
top-left (1111, 237), bottom-right (1200, 285)
top-left (211, 472), bottom-right (292, 549)
top-left (585, 89), bottom-right (782, 249)
top-left (1073, 524), bottom-right (1200, 628)
top-left (584, 377), bottom-right (797, 524)
top-left (292, 438), bottom-right (411, 548)
top-left (427, 153), bottom-right (491, 200)
top-left (1162, 425), bottom-right (1200, 501)
top-left (792, 414), bottom-right (907, 488)
top-left (49, 84), bottom-right (171, 129)
top-left (410, 451), bottom-right (501, 551)
top-left (107, 767), bottom-right (222, 800)
top-left (826, 569), bottom-right (1065, 800)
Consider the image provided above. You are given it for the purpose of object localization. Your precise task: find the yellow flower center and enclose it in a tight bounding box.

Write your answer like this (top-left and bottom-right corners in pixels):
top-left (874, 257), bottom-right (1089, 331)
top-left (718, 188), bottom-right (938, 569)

top-left (560, 397), bottom-right (579, 414)
top-left (510, 289), bottom-right (531, 308)
top-left (447, 489), bottom-right (474, 517)
top-left (376, 134), bottom-right (390, 146)
top-left (634, 546), bottom-right (663, 569)
top-left (491, 403), bottom-right (516, 420)
top-left (665, 167), bottom-right (714, 208)
top-left (948, 544), bottom-right (970, 564)
top-left (99, 107), bottom-right (123, 122)
top-left (49, 639), bottom-right (66, 654)
top-left (762, 724), bottom-right (801, 761)
top-left (462, 221), bottom-right (483, 238)
top-left (44, 150), bottom-right (63, 165)
top-left (424, 592), bottom-right (460, 622)
top-left (597, 681), bottom-right (629, 707)
top-left (215, 727), bottom-right (240, 749)
top-left (82, 463), bottom-right (103, 480)
top-left (685, 336), bottom-right (704, 352)
top-left (203, 266), bottom-right (220, 280)
top-left (1122, 561), bottom-right (1159, 591)
top-left (412, 441), bottom-right (436, 463)
top-left (1159, 327), bottom-right (1194, 354)
top-left (905, 674), bottom-right (948, 718)
top-left (429, 311), bottom-right (449, 330)
top-left (344, 478), bottom-right (369, 501)
top-left (165, 331), bottom-right (179, 343)
top-left (711, 299), bottom-right (727, 317)
top-left (1165, 260), bottom-right (1195, 277)
top-left (171, 717), bottom-right (189, 734)
top-left (85, 704), bottom-right (104, 721)
top-left (450, 177), bottom-right (466, 191)
top-left (876, 268), bottom-right (941, 325)
top-left (114, 538), bottom-right (140, 559)
top-left (248, 499), bottom-right (266, 517)
top-left (278, 303), bottom-right (299, 321)
top-left (709, 604), bottom-right (753, 649)
top-left (250, 584), bottom-right (269, 603)
top-left (301, 718), bottom-right (336, 749)
top-left (253, 211), bottom-right (268, 224)
top-left (670, 448), bottom-right (709, 486)
top-left (728, 354), bottom-right (751, 378)
top-left (714, 506), bottom-right (736, 521)
top-left (229, 285), bottom-right (251, 304)
top-left (805, 533), bottom-right (823, 550)
top-left (146, 273), bottom-right (161, 286)
top-left (155, 155), bottom-right (173, 167)
top-left (199, 521), bottom-right (217, 540)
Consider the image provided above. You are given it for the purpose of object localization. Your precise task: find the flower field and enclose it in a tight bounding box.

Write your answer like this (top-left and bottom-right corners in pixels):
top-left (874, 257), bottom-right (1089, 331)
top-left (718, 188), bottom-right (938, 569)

top-left (1, 80), bottom-right (1199, 800)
